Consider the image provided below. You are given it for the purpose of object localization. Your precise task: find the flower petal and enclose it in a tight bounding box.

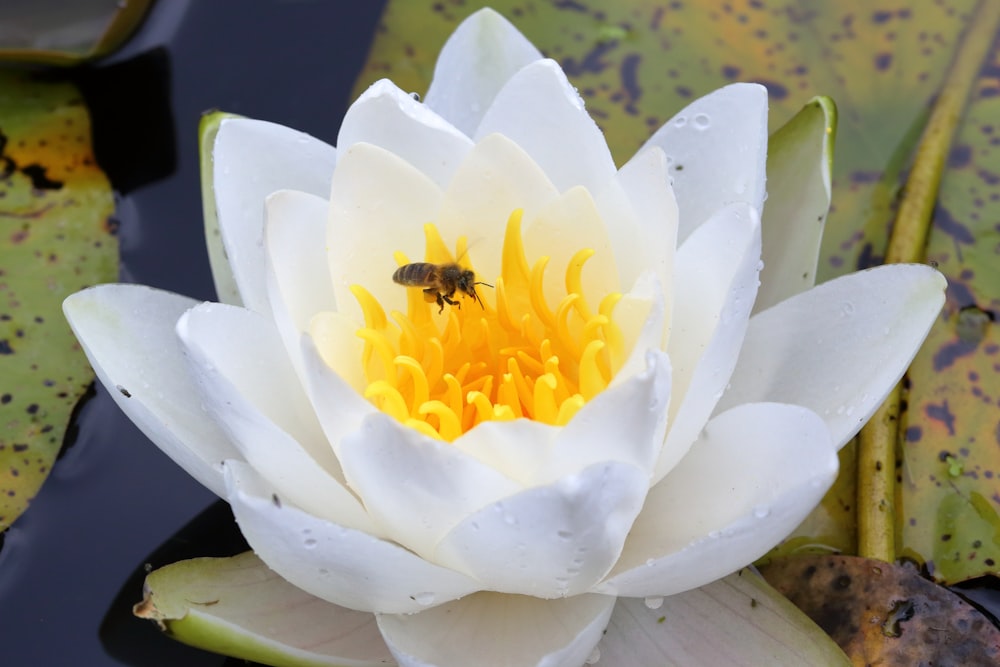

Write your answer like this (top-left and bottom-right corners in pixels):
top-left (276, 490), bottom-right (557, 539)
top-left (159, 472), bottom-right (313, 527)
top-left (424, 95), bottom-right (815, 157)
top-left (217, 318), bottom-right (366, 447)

top-left (640, 83), bottom-right (768, 243)
top-left (138, 552), bottom-right (394, 667)
top-left (335, 412), bottom-right (522, 558)
top-left (176, 302), bottom-right (375, 533)
top-left (475, 59), bottom-right (617, 195)
top-left (523, 185), bottom-right (616, 307)
top-left (327, 142), bottom-right (445, 321)
top-left (716, 263), bottom-right (946, 449)
top-left (423, 7), bottom-right (543, 137)
top-left (596, 403), bottom-right (837, 597)
top-left (378, 591), bottom-right (614, 667)
top-left (437, 133), bottom-right (560, 285)
top-left (264, 189), bottom-right (336, 380)
top-left (547, 349), bottom-right (671, 482)
top-left (658, 202), bottom-right (761, 481)
top-left (62, 285), bottom-right (239, 497)
top-left (598, 573), bottom-right (851, 666)
top-left (338, 79), bottom-right (474, 189)
top-left (225, 460), bottom-right (482, 614)
top-left (756, 96), bottom-right (836, 312)
top-left (213, 118), bottom-right (337, 315)
top-left (199, 111), bottom-right (242, 306)
top-left (596, 146), bottom-right (679, 308)
top-left (434, 462), bottom-right (647, 597)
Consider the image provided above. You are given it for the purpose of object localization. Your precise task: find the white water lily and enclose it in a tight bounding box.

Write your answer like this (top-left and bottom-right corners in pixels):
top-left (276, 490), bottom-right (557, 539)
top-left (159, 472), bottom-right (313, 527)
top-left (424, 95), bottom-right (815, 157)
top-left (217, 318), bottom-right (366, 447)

top-left (64, 8), bottom-right (944, 667)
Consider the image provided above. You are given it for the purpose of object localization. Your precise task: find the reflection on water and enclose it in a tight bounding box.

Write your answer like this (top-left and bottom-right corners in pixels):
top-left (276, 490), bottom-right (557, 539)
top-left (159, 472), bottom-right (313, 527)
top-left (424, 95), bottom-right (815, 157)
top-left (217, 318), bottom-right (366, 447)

top-left (0, 1), bottom-right (385, 664)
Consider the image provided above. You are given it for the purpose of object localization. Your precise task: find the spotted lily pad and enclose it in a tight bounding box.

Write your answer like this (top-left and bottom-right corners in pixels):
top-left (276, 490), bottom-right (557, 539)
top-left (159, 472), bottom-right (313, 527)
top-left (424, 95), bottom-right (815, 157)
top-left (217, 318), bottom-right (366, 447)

top-left (0, 71), bottom-right (117, 530)
top-left (759, 555), bottom-right (1000, 664)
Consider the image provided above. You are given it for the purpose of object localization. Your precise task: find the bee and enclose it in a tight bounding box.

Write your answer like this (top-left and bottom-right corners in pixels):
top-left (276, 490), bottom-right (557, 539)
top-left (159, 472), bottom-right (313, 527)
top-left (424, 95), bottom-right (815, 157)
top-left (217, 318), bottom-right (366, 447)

top-left (393, 262), bottom-right (493, 314)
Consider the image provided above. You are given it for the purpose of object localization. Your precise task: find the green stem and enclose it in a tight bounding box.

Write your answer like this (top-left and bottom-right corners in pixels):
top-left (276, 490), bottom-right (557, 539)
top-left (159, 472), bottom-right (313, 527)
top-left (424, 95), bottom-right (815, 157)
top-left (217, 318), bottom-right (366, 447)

top-left (857, 0), bottom-right (1000, 562)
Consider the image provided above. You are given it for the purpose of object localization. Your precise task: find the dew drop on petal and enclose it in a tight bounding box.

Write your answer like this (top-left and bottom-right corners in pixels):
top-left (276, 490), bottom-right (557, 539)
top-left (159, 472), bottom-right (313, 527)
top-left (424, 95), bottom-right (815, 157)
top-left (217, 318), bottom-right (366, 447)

top-left (673, 116), bottom-right (687, 127)
top-left (753, 505), bottom-right (771, 519)
top-left (840, 301), bottom-right (856, 317)
top-left (586, 646), bottom-right (601, 664)
top-left (646, 558), bottom-right (655, 567)
top-left (557, 530), bottom-right (573, 540)
top-left (644, 596), bottom-right (664, 610)
top-left (693, 113), bottom-right (711, 129)
top-left (414, 592), bottom-right (436, 606)
top-left (304, 538), bottom-right (317, 549)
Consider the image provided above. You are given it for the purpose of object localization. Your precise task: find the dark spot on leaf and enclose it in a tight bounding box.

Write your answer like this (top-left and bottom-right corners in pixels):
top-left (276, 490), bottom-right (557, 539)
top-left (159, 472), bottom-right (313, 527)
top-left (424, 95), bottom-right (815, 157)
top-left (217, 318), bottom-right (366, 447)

top-left (905, 426), bottom-right (923, 442)
top-left (948, 144), bottom-right (973, 168)
top-left (874, 52), bottom-right (893, 71)
top-left (872, 10), bottom-right (892, 23)
top-left (721, 64), bottom-right (741, 79)
top-left (0, 340), bottom-right (13, 354)
top-left (926, 401), bottom-right (956, 436)
top-left (20, 164), bottom-right (63, 190)
top-left (833, 574), bottom-right (851, 590)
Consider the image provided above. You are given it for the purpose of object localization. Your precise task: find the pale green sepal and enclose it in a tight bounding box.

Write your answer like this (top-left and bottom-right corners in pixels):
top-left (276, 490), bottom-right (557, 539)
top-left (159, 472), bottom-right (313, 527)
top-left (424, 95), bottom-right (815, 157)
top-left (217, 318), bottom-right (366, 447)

top-left (135, 551), bottom-right (395, 667)
top-left (756, 96), bottom-right (838, 313)
top-left (597, 568), bottom-right (850, 666)
top-left (199, 110), bottom-right (245, 307)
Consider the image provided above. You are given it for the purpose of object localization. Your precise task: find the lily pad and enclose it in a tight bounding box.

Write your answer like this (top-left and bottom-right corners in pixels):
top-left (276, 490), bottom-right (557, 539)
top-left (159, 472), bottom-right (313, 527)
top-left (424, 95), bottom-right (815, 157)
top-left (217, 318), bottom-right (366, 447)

top-left (759, 554), bottom-right (1000, 665)
top-left (0, 71), bottom-right (117, 530)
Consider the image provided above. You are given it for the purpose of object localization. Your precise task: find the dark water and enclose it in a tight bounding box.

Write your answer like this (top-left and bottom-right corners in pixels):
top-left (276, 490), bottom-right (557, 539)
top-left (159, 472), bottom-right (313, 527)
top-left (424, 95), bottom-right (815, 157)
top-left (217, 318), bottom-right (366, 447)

top-left (0, 1), bottom-right (385, 664)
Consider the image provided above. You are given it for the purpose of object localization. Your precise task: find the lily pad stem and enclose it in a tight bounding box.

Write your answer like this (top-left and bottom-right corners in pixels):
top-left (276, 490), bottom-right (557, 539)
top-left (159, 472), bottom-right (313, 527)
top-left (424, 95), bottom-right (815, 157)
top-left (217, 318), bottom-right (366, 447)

top-left (857, 0), bottom-right (1000, 562)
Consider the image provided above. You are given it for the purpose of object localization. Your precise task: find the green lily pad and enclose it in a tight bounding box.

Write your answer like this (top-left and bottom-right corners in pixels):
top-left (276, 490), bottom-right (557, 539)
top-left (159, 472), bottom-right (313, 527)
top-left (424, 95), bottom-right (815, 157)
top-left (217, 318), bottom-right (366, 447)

top-left (0, 70), bottom-right (117, 530)
top-left (135, 551), bottom-right (394, 667)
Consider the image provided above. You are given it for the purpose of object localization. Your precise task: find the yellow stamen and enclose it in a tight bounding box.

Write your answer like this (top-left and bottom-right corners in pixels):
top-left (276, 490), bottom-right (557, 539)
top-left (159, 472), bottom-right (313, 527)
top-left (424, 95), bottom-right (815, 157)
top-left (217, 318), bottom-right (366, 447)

top-left (344, 210), bottom-right (627, 441)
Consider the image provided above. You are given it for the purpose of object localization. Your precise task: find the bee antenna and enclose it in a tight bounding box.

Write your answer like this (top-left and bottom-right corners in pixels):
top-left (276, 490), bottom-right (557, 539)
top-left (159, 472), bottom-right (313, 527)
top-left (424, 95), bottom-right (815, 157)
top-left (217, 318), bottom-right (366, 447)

top-left (475, 280), bottom-right (494, 289)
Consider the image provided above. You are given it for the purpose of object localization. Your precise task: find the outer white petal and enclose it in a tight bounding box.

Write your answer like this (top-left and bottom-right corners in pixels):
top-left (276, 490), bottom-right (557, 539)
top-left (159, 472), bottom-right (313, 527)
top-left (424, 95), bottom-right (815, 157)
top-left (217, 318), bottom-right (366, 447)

top-left (338, 79), bottom-right (474, 188)
top-left (475, 59), bottom-right (617, 195)
top-left (378, 592), bottom-right (614, 667)
top-left (658, 203), bottom-right (761, 482)
top-left (640, 83), bottom-right (768, 243)
top-left (596, 403), bottom-right (837, 597)
top-left (434, 462), bottom-right (648, 598)
top-left (716, 264), bottom-right (947, 448)
top-left (176, 302), bottom-right (375, 534)
top-left (225, 460), bottom-right (483, 614)
top-left (327, 142), bottom-right (444, 321)
top-left (63, 285), bottom-right (239, 497)
top-left (596, 146), bottom-right (679, 309)
top-left (213, 118), bottom-right (337, 315)
top-left (264, 189), bottom-right (335, 381)
top-left (336, 412), bottom-right (522, 558)
top-left (424, 7), bottom-right (543, 137)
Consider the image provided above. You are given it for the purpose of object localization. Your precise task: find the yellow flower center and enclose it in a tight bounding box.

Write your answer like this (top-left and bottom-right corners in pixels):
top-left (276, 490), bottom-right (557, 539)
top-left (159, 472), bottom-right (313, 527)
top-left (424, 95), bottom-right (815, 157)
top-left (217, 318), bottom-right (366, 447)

top-left (351, 209), bottom-right (625, 441)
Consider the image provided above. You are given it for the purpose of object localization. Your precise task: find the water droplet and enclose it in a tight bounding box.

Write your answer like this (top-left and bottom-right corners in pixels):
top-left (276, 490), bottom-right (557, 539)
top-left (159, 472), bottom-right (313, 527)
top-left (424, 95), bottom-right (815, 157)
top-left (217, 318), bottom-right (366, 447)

top-left (586, 646), bottom-right (601, 664)
top-left (835, 405), bottom-right (846, 415)
top-left (557, 530), bottom-right (573, 540)
top-left (470, 521), bottom-right (480, 531)
top-left (646, 558), bottom-right (655, 567)
top-left (693, 113), bottom-right (711, 129)
top-left (840, 301), bottom-right (856, 317)
top-left (735, 180), bottom-right (748, 194)
top-left (845, 405), bottom-right (855, 417)
top-left (414, 592), bottom-right (436, 606)
top-left (708, 530), bottom-right (721, 539)
top-left (504, 513), bottom-right (517, 526)
top-left (753, 505), bottom-right (771, 519)
top-left (644, 596), bottom-right (664, 609)
top-left (304, 538), bottom-right (317, 549)
top-left (673, 116), bottom-right (687, 127)
top-left (756, 259), bottom-right (765, 272)
top-left (409, 91), bottom-right (421, 102)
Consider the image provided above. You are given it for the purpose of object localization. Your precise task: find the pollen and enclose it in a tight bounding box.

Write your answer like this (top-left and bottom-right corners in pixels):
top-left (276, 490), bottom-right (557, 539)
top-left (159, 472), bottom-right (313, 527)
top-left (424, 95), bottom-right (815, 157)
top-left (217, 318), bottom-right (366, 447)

top-left (351, 209), bottom-right (624, 441)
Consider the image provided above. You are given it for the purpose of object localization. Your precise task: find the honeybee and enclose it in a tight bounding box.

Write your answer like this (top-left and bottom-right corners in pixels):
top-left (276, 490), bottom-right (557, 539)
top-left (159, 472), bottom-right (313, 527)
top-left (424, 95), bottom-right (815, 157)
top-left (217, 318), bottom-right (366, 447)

top-left (393, 262), bottom-right (493, 313)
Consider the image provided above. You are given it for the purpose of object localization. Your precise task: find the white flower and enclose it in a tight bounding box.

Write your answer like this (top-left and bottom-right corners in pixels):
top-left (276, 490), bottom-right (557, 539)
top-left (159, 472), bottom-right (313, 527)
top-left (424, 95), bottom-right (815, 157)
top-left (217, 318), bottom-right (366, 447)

top-left (64, 8), bottom-right (944, 667)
